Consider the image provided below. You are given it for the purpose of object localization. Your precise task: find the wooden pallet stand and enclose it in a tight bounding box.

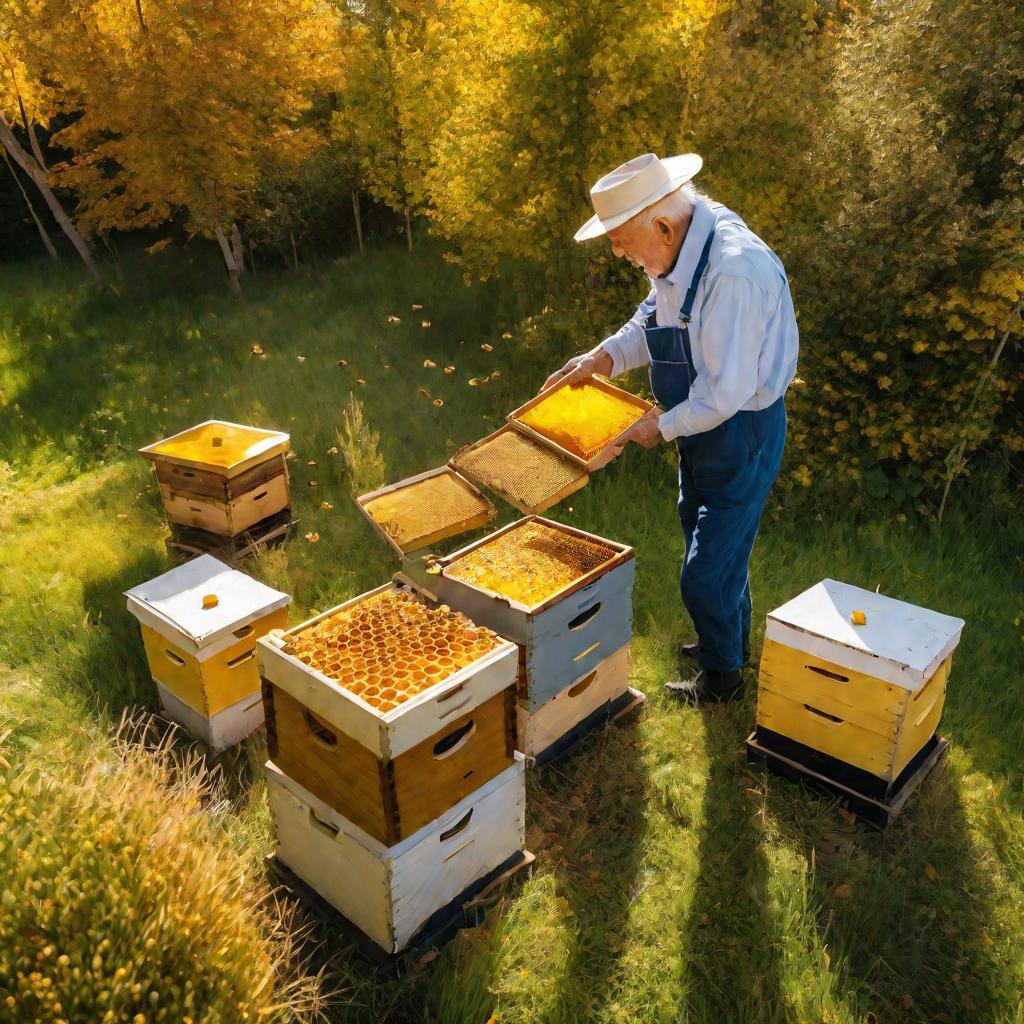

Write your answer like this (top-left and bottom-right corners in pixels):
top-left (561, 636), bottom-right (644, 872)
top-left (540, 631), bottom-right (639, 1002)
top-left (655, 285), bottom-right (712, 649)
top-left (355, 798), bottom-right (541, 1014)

top-left (266, 848), bottom-right (535, 971)
top-left (166, 506), bottom-right (295, 562)
top-left (746, 727), bottom-right (948, 828)
top-left (532, 685), bottom-right (646, 769)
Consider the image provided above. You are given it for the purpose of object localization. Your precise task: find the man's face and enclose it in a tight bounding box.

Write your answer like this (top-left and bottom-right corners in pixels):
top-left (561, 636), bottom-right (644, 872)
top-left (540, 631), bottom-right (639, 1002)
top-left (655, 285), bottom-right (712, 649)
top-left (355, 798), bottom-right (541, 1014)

top-left (606, 210), bottom-right (679, 278)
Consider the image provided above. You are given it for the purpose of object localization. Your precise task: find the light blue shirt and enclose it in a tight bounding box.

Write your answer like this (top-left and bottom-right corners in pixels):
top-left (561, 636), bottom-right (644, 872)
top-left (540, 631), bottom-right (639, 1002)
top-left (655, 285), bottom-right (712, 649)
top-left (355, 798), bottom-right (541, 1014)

top-left (591, 196), bottom-right (799, 441)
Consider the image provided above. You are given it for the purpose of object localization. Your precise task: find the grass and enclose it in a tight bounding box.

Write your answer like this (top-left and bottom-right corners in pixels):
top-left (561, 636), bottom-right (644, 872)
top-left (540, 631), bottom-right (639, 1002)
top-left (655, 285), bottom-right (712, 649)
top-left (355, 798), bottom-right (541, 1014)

top-left (1, 245), bottom-right (1023, 1024)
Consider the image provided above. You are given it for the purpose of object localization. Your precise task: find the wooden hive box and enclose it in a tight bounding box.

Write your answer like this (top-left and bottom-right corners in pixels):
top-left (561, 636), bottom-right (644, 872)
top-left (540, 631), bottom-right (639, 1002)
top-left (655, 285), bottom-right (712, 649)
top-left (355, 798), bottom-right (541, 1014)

top-left (125, 555), bottom-right (291, 751)
top-left (516, 643), bottom-right (632, 758)
top-left (266, 755), bottom-right (526, 953)
top-left (140, 420), bottom-right (290, 539)
top-left (426, 517), bottom-right (635, 711)
top-left (257, 582), bottom-right (519, 846)
top-left (756, 579), bottom-right (964, 795)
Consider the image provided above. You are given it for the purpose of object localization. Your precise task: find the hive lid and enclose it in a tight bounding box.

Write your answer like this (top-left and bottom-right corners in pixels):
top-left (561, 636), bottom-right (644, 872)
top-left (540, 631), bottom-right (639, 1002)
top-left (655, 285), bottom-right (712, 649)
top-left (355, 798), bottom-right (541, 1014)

top-left (356, 466), bottom-right (496, 558)
top-left (449, 425), bottom-right (588, 515)
top-left (507, 376), bottom-right (654, 470)
top-left (125, 554), bottom-right (291, 648)
top-left (139, 420), bottom-right (290, 476)
top-left (765, 579), bottom-right (965, 691)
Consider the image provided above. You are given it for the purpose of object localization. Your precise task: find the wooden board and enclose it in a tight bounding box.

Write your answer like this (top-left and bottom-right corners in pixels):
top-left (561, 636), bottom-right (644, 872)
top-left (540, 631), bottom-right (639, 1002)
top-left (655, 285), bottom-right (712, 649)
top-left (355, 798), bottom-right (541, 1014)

top-left (156, 681), bottom-right (265, 753)
top-left (266, 756), bottom-right (526, 953)
top-left (533, 686), bottom-right (646, 769)
top-left (256, 582), bottom-right (519, 759)
top-left (160, 471), bottom-right (291, 537)
top-left (746, 731), bottom-right (948, 829)
top-left (265, 681), bottom-right (516, 845)
top-left (517, 644), bottom-right (630, 756)
top-left (153, 453), bottom-right (289, 501)
top-left (140, 419), bottom-right (289, 477)
top-left (166, 506), bottom-right (294, 562)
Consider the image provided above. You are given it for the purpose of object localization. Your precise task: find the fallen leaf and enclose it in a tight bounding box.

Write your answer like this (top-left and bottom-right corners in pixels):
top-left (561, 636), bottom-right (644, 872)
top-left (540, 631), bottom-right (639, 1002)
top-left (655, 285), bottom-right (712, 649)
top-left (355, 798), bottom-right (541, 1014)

top-left (386, 314), bottom-right (401, 324)
top-left (307, 460), bottom-right (317, 467)
top-left (443, 365), bottom-right (455, 374)
top-left (423, 359), bottom-right (437, 368)
top-left (411, 303), bottom-right (423, 311)
top-left (319, 501), bottom-right (334, 511)
top-left (116, 513), bottom-right (128, 521)
top-left (336, 359), bottom-right (348, 367)
top-left (356, 378), bottom-right (366, 385)
top-left (326, 446), bottom-right (338, 455)
top-left (251, 344), bottom-right (264, 355)
top-left (418, 387), bottom-right (430, 398)
top-left (308, 480), bottom-right (319, 487)
top-left (490, 369), bottom-right (502, 380)
top-left (432, 398), bottom-right (444, 407)
top-left (481, 343), bottom-right (493, 352)
top-left (834, 882), bottom-right (854, 900)
top-left (501, 332), bottom-right (512, 339)
top-left (924, 863), bottom-right (941, 882)
top-left (286, 451), bottom-right (297, 460)
top-left (900, 995), bottom-right (914, 1010)
top-left (422, 320), bottom-right (432, 328)
top-left (468, 378), bottom-right (481, 386)
top-left (304, 532), bottom-right (320, 543)
top-left (699, 912), bottom-right (711, 927)
top-left (297, 354), bottom-right (306, 363)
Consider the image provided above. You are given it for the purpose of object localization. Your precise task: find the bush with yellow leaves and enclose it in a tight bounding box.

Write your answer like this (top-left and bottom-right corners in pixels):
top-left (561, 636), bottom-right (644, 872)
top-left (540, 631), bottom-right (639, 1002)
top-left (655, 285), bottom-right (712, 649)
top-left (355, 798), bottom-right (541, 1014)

top-left (0, 722), bottom-right (326, 1024)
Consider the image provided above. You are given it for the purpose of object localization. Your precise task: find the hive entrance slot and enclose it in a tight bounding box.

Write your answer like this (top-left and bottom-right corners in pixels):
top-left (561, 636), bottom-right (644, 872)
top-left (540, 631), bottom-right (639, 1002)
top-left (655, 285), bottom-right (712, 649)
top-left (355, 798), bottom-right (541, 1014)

top-left (304, 710), bottom-right (338, 747)
top-left (568, 603), bottom-right (601, 631)
top-left (227, 650), bottom-right (255, 669)
top-left (164, 649), bottom-right (186, 667)
top-left (806, 665), bottom-right (850, 683)
top-left (568, 669), bottom-right (598, 698)
top-left (439, 809), bottom-right (473, 841)
top-left (433, 720), bottom-right (476, 759)
top-left (804, 704), bottom-right (844, 724)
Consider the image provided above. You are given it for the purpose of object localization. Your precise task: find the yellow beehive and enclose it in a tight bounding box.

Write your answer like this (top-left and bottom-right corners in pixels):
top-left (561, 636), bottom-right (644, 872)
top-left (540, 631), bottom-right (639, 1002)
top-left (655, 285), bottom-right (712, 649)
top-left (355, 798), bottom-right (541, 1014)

top-left (125, 555), bottom-right (291, 751)
top-left (757, 579), bottom-right (964, 791)
top-left (140, 420), bottom-right (291, 539)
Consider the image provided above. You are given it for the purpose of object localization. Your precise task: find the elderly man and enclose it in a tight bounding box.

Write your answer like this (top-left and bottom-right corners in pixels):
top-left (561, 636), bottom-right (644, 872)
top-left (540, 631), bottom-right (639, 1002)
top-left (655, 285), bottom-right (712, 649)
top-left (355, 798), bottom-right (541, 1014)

top-left (544, 153), bottom-right (798, 705)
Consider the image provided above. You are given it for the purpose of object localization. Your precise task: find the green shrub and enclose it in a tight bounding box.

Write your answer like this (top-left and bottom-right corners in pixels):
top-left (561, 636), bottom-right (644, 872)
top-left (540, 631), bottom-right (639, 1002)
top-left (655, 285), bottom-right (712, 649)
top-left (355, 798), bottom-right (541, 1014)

top-left (0, 722), bottom-right (326, 1024)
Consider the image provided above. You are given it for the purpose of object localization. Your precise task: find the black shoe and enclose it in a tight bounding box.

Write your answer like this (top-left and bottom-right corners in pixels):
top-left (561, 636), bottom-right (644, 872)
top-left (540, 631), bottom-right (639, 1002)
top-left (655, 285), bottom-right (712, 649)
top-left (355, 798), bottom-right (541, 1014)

top-left (664, 668), bottom-right (744, 706)
top-left (678, 642), bottom-right (750, 669)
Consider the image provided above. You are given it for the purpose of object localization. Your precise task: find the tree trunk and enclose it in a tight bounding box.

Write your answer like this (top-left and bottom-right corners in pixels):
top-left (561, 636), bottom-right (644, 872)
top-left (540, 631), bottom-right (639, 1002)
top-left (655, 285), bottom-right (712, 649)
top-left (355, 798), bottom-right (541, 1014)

top-left (0, 111), bottom-right (112, 292)
top-left (404, 207), bottom-right (413, 253)
top-left (289, 231), bottom-right (299, 269)
top-left (352, 187), bottom-right (364, 256)
top-left (229, 222), bottom-right (246, 275)
top-left (2, 147), bottom-right (58, 259)
top-left (214, 225), bottom-right (243, 295)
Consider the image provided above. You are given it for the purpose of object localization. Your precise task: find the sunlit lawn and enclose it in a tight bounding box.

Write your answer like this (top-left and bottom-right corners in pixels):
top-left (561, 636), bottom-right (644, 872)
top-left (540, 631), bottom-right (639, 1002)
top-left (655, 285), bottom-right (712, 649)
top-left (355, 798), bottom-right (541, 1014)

top-left (2, 247), bottom-right (1023, 1023)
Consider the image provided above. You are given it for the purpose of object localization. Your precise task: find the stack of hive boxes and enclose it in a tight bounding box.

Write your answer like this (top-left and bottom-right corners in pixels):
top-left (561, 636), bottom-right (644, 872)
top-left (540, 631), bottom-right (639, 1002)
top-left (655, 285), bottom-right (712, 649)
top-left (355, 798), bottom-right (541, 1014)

top-left (140, 420), bottom-right (291, 558)
top-left (752, 578), bottom-right (964, 822)
top-left (125, 555), bottom-right (291, 751)
top-left (257, 582), bottom-right (527, 954)
top-left (427, 516), bottom-right (638, 765)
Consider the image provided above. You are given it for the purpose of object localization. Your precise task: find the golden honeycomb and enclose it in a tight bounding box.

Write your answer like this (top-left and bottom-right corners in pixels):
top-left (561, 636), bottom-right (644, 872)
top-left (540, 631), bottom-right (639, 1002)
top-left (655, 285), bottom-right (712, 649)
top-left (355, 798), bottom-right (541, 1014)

top-left (287, 589), bottom-right (504, 713)
top-left (444, 520), bottom-right (617, 607)
top-left (516, 381), bottom-right (649, 461)
top-left (451, 427), bottom-right (587, 513)
top-left (361, 469), bottom-right (494, 552)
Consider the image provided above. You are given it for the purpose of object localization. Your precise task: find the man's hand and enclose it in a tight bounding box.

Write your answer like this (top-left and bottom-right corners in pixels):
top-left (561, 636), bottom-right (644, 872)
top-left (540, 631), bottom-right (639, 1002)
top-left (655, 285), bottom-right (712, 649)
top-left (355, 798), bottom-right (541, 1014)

top-left (588, 408), bottom-right (665, 468)
top-left (541, 349), bottom-right (613, 393)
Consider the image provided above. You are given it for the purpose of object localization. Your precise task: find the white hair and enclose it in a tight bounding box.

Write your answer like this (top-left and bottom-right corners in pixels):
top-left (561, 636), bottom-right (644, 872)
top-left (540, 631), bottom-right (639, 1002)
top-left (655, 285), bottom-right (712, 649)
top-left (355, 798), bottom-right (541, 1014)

top-left (640, 184), bottom-right (701, 231)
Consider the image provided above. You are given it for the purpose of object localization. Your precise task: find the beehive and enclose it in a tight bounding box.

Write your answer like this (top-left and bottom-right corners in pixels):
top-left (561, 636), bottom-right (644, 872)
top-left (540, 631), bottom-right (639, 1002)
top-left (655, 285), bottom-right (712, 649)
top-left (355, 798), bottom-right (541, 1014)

top-left (125, 555), bottom-right (291, 751)
top-left (258, 583), bottom-right (519, 845)
top-left (357, 466), bottom-right (496, 556)
top-left (267, 755), bottom-right (526, 953)
top-left (756, 579), bottom-right (964, 794)
top-left (508, 377), bottom-right (653, 469)
top-left (516, 643), bottom-right (631, 759)
top-left (428, 517), bottom-right (635, 711)
top-left (450, 425), bottom-right (588, 515)
top-left (140, 420), bottom-right (290, 539)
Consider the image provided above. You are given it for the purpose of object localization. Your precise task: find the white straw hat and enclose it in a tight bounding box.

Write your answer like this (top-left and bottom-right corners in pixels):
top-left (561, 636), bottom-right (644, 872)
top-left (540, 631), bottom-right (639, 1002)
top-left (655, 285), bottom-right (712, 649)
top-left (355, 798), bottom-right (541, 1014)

top-left (574, 152), bottom-right (703, 242)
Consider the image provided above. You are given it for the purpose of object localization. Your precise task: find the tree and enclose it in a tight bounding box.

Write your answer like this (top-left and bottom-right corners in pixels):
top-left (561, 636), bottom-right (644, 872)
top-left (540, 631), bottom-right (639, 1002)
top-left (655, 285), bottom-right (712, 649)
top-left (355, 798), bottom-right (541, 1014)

top-left (7, 0), bottom-right (343, 293)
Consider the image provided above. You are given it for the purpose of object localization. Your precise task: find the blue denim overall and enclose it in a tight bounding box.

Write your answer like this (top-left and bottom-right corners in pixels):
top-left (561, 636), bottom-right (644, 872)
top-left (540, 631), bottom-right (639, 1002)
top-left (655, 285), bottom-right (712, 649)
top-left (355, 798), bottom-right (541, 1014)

top-left (645, 217), bottom-right (787, 674)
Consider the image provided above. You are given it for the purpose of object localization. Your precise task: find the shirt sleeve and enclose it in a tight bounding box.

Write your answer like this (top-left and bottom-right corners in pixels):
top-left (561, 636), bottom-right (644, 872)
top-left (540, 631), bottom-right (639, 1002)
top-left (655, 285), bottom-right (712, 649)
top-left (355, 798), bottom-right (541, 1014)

top-left (658, 273), bottom-right (772, 441)
top-left (587, 286), bottom-right (655, 378)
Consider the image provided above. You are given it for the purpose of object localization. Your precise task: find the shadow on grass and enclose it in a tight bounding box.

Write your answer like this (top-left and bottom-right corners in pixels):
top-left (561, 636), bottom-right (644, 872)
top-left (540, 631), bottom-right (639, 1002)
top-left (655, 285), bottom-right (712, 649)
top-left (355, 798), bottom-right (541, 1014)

top-left (677, 700), bottom-right (791, 1022)
top-left (529, 719), bottom-right (646, 1024)
top-left (782, 754), bottom-right (1007, 1023)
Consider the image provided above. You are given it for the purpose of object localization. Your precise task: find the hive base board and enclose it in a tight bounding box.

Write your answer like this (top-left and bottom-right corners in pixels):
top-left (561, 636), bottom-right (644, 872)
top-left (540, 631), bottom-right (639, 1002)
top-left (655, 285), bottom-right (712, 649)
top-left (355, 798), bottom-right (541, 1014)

top-left (532, 686), bottom-right (645, 769)
top-left (745, 731), bottom-right (947, 829)
top-left (156, 680), bottom-right (264, 752)
top-left (266, 849), bottom-right (535, 971)
top-left (165, 506), bottom-right (295, 562)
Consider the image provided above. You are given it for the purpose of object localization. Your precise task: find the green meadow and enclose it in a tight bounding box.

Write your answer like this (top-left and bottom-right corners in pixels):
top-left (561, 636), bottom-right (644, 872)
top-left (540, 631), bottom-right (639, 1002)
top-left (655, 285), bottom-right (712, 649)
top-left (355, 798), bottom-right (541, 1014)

top-left (2, 247), bottom-right (1023, 1024)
